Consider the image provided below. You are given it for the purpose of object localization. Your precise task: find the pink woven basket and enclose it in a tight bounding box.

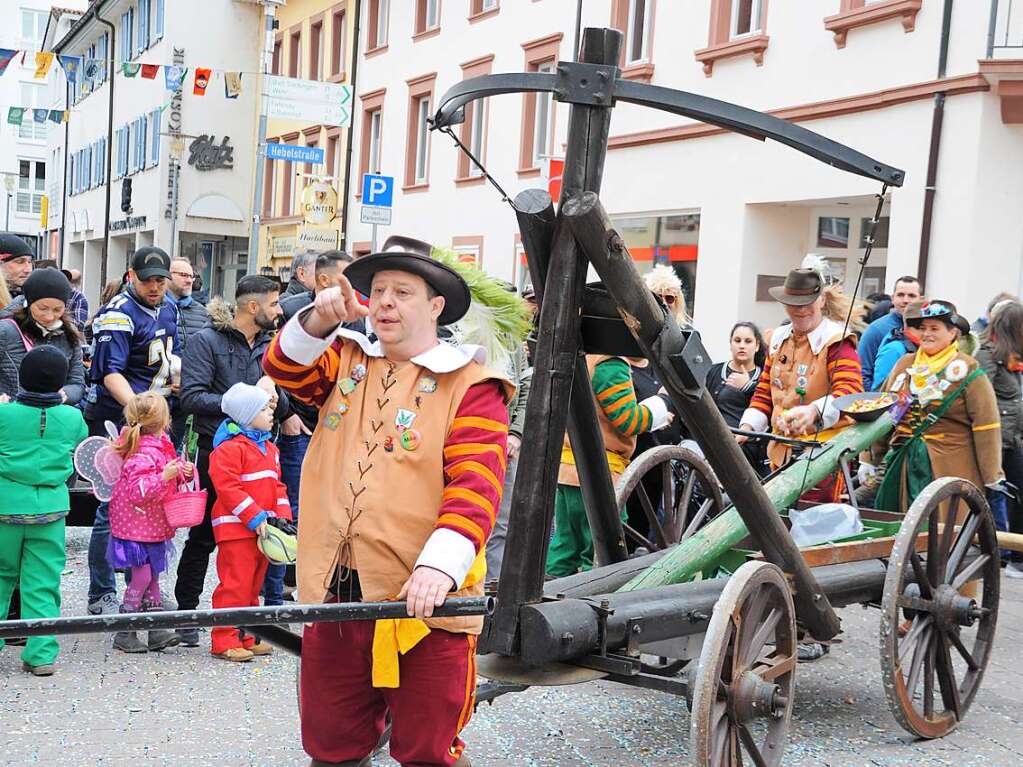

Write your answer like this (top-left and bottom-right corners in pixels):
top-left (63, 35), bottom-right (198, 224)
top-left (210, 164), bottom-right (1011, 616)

top-left (165, 478), bottom-right (207, 529)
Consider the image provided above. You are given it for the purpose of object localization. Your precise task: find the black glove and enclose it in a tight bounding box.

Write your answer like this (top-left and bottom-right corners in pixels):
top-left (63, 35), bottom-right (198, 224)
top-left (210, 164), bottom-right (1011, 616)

top-left (267, 516), bottom-right (297, 536)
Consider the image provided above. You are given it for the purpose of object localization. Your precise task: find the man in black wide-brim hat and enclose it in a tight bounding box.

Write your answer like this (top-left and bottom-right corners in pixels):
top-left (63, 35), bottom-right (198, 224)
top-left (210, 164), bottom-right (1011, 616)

top-left (264, 236), bottom-right (513, 767)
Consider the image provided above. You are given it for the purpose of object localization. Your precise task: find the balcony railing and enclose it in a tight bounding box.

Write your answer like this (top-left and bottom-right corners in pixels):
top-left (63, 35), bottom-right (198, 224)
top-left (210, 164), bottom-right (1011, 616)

top-left (988, 0), bottom-right (1023, 58)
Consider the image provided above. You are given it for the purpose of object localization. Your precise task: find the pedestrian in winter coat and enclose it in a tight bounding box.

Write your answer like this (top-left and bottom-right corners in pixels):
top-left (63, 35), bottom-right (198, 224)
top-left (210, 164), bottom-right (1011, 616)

top-left (0, 233), bottom-right (33, 302)
top-left (0, 269), bottom-right (85, 404)
top-left (0, 346), bottom-right (87, 676)
top-left (167, 257), bottom-right (209, 357)
top-left (107, 392), bottom-right (190, 654)
top-left (975, 300), bottom-right (1023, 575)
top-left (208, 383), bottom-right (292, 662)
top-left (174, 276), bottom-right (291, 644)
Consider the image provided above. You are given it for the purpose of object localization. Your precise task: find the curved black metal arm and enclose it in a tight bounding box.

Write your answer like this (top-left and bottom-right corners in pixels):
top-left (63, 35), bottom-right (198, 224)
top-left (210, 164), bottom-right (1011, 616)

top-left (613, 80), bottom-right (904, 186)
top-left (433, 72), bottom-right (559, 128)
top-left (432, 70), bottom-right (904, 187)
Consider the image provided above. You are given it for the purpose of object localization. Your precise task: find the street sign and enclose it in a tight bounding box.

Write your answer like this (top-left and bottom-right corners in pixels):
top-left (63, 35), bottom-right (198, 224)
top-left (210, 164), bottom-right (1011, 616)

top-left (266, 142), bottom-right (325, 165)
top-left (263, 75), bottom-right (352, 127)
top-left (298, 224), bottom-right (339, 251)
top-left (361, 174), bottom-right (394, 208)
top-left (360, 206), bottom-right (392, 225)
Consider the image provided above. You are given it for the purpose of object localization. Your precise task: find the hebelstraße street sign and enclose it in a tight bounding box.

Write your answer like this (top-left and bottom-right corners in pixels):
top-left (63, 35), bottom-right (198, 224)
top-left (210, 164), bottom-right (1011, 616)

top-left (263, 76), bottom-right (352, 127)
top-left (267, 143), bottom-right (326, 164)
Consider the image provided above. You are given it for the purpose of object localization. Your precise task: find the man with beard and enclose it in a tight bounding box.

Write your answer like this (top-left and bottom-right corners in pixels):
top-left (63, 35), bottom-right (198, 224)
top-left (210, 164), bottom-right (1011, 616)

top-left (0, 233), bottom-right (34, 305)
top-left (174, 275), bottom-right (292, 646)
top-left (85, 247), bottom-right (179, 616)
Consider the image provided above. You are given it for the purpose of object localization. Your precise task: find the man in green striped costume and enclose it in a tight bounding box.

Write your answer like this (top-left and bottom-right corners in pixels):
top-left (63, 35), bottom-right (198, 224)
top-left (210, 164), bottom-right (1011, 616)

top-left (546, 355), bottom-right (673, 577)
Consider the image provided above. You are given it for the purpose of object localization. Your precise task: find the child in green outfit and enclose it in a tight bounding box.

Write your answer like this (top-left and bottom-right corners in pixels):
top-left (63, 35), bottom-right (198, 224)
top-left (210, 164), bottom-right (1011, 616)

top-left (546, 355), bottom-right (673, 577)
top-left (0, 346), bottom-right (88, 675)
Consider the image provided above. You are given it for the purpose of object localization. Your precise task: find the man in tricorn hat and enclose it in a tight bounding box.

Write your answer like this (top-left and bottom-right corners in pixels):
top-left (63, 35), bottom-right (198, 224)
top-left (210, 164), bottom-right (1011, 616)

top-left (264, 236), bottom-right (513, 767)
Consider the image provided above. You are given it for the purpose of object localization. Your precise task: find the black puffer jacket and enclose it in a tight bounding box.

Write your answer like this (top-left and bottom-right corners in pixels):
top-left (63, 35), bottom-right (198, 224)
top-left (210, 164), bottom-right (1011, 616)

top-left (975, 342), bottom-right (1023, 450)
top-left (173, 295), bottom-right (209, 356)
top-left (179, 298), bottom-right (290, 438)
top-left (0, 304), bottom-right (86, 403)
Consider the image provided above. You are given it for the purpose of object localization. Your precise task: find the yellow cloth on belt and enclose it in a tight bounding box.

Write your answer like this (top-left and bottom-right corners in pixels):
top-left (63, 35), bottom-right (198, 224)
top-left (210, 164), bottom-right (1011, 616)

top-left (560, 446), bottom-right (629, 476)
top-left (370, 549), bottom-right (488, 688)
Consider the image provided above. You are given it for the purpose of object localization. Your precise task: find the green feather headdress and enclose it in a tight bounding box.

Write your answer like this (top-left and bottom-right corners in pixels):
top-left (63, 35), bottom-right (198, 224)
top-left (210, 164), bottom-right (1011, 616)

top-left (430, 245), bottom-right (532, 376)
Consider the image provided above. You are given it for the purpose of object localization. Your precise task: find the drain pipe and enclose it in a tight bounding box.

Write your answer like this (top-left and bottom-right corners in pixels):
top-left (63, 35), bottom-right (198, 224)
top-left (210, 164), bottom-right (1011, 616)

top-left (95, 11), bottom-right (116, 287)
top-left (916, 0), bottom-right (954, 291)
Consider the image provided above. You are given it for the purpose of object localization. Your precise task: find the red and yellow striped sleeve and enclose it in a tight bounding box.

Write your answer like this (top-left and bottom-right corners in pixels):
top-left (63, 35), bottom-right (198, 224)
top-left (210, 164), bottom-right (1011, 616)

top-left (748, 355), bottom-right (774, 418)
top-left (827, 339), bottom-right (863, 398)
top-left (415, 380), bottom-right (509, 588)
top-left (262, 316), bottom-right (344, 408)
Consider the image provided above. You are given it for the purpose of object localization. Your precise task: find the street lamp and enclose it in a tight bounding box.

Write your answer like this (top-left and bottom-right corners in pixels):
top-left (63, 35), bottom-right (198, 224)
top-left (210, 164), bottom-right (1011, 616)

top-left (2, 174), bottom-right (16, 232)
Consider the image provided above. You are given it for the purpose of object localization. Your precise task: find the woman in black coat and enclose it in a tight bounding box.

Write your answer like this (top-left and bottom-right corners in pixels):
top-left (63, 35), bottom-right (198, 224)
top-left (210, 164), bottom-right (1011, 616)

top-left (0, 269), bottom-right (85, 403)
top-left (706, 321), bottom-right (768, 476)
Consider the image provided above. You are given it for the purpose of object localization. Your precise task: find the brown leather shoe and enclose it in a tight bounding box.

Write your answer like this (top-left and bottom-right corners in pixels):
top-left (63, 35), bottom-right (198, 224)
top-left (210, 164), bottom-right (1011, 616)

top-left (247, 641), bottom-right (274, 656)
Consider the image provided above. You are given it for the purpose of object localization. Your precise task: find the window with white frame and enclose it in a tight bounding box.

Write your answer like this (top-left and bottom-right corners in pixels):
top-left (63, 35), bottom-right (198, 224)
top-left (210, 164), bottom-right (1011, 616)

top-left (115, 125), bottom-right (129, 179)
top-left (138, 0), bottom-right (151, 54)
top-left (18, 83), bottom-right (46, 141)
top-left (368, 110), bottom-right (382, 173)
top-left (731, 0), bottom-right (763, 38)
top-left (98, 32), bottom-right (110, 82)
top-left (413, 96), bottom-right (430, 183)
top-left (121, 8), bottom-right (135, 61)
top-left (17, 160), bottom-right (45, 214)
top-left (468, 98), bottom-right (486, 177)
top-left (20, 9), bottom-right (47, 46)
top-left (533, 61), bottom-right (555, 167)
top-left (425, 0), bottom-right (439, 29)
top-left (375, 0), bottom-right (389, 48)
top-left (626, 0), bottom-right (651, 64)
top-left (154, 0), bottom-right (165, 39)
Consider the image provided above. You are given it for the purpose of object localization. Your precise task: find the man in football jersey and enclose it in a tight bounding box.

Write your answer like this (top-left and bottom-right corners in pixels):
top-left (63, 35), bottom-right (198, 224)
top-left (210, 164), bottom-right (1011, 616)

top-left (85, 247), bottom-right (179, 616)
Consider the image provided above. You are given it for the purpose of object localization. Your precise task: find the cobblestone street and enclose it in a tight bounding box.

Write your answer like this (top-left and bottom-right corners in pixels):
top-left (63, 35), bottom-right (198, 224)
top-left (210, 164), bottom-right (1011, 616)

top-left (2, 529), bottom-right (1023, 766)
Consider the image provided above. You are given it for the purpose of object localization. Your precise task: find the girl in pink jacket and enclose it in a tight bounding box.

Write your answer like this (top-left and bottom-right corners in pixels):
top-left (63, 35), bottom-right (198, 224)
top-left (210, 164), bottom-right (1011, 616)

top-left (107, 392), bottom-right (194, 653)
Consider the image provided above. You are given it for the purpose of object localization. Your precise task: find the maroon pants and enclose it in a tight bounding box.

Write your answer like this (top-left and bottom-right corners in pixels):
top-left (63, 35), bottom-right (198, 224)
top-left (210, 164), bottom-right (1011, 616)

top-left (300, 617), bottom-right (477, 766)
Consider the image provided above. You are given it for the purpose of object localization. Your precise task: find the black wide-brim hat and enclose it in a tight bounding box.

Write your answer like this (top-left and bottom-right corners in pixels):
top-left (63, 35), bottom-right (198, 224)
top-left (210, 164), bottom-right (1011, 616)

top-left (768, 268), bottom-right (825, 306)
top-left (344, 235), bottom-right (471, 325)
top-left (905, 299), bottom-right (961, 330)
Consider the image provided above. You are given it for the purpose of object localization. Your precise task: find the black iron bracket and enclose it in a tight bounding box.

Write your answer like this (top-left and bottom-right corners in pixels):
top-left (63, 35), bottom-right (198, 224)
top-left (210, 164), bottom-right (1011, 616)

top-left (554, 61), bottom-right (618, 107)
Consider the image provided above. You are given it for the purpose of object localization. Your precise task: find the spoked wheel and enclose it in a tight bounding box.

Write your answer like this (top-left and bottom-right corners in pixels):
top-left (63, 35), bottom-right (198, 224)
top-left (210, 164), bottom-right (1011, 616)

top-left (615, 445), bottom-right (725, 552)
top-left (691, 561), bottom-right (796, 767)
top-left (880, 477), bottom-right (1000, 738)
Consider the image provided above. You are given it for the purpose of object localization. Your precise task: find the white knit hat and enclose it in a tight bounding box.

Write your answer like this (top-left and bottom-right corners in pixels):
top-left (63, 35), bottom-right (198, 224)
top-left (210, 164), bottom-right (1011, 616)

top-left (221, 382), bottom-right (271, 428)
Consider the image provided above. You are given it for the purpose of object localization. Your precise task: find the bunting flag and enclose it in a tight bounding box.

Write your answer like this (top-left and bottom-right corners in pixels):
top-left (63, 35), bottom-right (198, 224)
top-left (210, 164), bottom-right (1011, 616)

top-left (193, 67), bottom-right (211, 96)
top-left (141, 63), bottom-right (159, 79)
top-left (224, 72), bottom-right (242, 99)
top-left (48, 109), bottom-right (65, 124)
top-left (164, 64), bottom-right (187, 91)
top-left (122, 62), bottom-right (141, 78)
top-left (32, 108), bottom-right (48, 124)
top-left (0, 49), bottom-right (16, 77)
top-left (34, 52), bottom-right (55, 79)
top-left (58, 55), bottom-right (81, 82)
top-left (7, 107), bottom-right (25, 126)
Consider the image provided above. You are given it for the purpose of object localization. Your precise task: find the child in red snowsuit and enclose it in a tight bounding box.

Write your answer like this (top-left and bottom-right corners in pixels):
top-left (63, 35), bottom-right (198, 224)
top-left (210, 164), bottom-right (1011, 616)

top-left (208, 382), bottom-right (292, 662)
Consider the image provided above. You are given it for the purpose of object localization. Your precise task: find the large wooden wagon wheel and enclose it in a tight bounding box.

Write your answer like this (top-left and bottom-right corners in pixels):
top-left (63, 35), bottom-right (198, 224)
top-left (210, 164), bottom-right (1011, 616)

top-left (691, 561), bottom-right (796, 767)
top-left (615, 445), bottom-right (725, 552)
top-left (880, 477), bottom-right (1000, 738)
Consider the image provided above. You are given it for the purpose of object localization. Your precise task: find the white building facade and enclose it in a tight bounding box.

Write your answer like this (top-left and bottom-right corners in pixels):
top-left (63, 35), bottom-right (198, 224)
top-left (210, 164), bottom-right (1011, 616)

top-left (0, 1), bottom-right (72, 255)
top-left (345, 0), bottom-right (1023, 360)
top-left (49, 0), bottom-right (263, 308)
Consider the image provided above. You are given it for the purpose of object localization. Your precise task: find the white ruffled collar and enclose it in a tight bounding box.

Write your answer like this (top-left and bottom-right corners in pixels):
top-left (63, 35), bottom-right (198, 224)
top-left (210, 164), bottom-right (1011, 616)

top-left (336, 328), bottom-right (486, 373)
top-left (769, 317), bottom-right (847, 357)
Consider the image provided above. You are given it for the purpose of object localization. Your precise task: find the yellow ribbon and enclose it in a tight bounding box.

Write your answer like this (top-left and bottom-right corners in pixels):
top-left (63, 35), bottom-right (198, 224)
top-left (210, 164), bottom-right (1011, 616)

top-left (370, 550), bottom-right (488, 688)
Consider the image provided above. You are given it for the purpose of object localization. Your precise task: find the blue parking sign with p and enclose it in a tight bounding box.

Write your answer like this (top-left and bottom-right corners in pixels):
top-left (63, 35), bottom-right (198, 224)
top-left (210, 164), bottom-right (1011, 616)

top-left (362, 174), bottom-right (394, 208)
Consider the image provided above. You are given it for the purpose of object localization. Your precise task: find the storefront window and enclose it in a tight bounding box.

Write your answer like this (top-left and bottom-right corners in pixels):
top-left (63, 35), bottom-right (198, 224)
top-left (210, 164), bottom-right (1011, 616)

top-left (612, 213), bottom-right (701, 313)
top-left (816, 216), bottom-right (849, 248)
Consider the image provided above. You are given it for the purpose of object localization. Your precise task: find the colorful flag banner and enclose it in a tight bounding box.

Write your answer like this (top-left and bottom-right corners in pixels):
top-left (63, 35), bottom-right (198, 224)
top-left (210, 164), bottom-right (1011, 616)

top-left (7, 107), bottom-right (25, 126)
top-left (34, 52), bottom-right (55, 79)
top-left (0, 49), bottom-right (16, 77)
top-left (164, 64), bottom-right (187, 91)
top-left (122, 62), bottom-right (141, 77)
top-left (193, 67), bottom-right (211, 96)
top-left (48, 109), bottom-right (64, 124)
top-left (58, 55), bottom-right (81, 83)
top-left (83, 60), bottom-right (100, 80)
top-left (141, 63), bottom-right (159, 79)
top-left (32, 108), bottom-right (48, 123)
top-left (224, 71), bottom-right (242, 99)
